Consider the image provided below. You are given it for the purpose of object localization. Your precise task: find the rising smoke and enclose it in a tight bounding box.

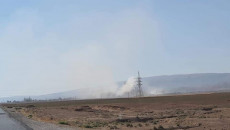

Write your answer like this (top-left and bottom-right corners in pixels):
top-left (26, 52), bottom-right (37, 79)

top-left (117, 77), bottom-right (137, 96)
top-left (0, 8), bottom-right (159, 98)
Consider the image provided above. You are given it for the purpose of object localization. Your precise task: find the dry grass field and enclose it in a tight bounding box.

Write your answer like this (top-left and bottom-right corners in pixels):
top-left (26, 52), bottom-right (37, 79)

top-left (2, 92), bottom-right (230, 130)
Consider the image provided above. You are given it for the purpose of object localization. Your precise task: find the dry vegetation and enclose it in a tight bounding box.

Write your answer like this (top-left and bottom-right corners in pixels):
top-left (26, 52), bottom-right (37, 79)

top-left (2, 92), bottom-right (230, 130)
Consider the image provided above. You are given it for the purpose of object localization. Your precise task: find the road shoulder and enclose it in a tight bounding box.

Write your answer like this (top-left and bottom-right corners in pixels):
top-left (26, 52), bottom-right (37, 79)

top-left (1, 106), bottom-right (75, 130)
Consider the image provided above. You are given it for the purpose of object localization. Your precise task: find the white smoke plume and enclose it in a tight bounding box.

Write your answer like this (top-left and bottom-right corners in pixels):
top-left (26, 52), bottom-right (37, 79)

top-left (0, 7), bottom-right (159, 99)
top-left (117, 77), bottom-right (137, 96)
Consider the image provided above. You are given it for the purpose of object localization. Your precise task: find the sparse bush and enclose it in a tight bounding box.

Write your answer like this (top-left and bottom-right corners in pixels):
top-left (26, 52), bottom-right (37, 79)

top-left (59, 121), bottom-right (69, 125)
top-left (153, 125), bottom-right (165, 130)
top-left (15, 107), bottom-right (22, 110)
top-left (138, 123), bottom-right (142, 127)
top-left (126, 123), bottom-right (133, 127)
top-left (26, 105), bottom-right (35, 108)
top-left (109, 125), bottom-right (118, 129)
top-left (158, 125), bottom-right (165, 130)
top-left (84, 124), bottom-right (93, 128)
top-left (202, 107), bottom-right (213, 111)
top-left (91, 122), bottom-right (107, 127)
top-left (153, 120), bottom-right (158, 124)
top-left (75, 108), bottom-right (83, 111)
top-left (81, 122), bottom-right (107, 128)
top-left (28, 115), bottom-right (33, 118)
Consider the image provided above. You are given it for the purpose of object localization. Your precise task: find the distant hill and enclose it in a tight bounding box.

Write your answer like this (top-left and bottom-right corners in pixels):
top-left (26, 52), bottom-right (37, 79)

top-left (142, 73), bottom-right (230, 95)
top-left (1, 73), bottom-right (230, 102)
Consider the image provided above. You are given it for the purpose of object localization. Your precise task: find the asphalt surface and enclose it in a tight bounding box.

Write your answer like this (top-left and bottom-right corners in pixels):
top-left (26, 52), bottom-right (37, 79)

top-left (0, 108), bottom-right (27, 130)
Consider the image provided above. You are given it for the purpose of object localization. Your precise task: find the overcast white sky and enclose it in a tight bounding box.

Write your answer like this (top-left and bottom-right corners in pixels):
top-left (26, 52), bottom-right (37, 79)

top-left (0, 0), bottom-right (229, 97)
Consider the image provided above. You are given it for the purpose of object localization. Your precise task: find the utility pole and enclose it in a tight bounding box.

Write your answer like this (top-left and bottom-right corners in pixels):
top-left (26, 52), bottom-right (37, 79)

top-left (137, 71), bottom-right (143, 97)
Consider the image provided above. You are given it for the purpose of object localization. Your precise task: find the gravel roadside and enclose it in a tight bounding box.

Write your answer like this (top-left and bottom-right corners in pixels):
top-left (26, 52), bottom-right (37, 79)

top-left (1, 106), bottom-right (76, 130)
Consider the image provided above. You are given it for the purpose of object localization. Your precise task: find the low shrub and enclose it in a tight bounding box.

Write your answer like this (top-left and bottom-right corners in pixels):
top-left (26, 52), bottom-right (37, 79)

top-left (59, 121), bottom-right (69, 125)
top-left (28, 115), bottom-right (33, 118)
top-left (126, 123), bottom-right (133, 127)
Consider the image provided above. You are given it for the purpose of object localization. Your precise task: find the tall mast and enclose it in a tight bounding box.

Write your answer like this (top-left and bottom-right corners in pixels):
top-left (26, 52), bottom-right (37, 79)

top-left (137, 71), bottom-right (143, 97)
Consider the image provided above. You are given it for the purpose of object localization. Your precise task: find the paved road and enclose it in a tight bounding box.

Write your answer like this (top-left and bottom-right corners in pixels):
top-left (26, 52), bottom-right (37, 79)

top-left (0, 108), bottom-right (27, 130)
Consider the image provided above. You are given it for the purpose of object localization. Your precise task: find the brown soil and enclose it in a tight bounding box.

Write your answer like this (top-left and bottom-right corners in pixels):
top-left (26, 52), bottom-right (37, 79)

top-left (3, 92), bottom-right (230, 130)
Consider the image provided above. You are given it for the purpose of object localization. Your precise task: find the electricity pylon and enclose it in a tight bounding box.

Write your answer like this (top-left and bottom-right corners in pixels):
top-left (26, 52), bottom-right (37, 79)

top-left (137, 71), bottom-right (143, 97)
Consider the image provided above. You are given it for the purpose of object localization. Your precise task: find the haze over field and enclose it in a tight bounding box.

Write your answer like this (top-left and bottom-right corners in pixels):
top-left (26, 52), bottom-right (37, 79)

top-left (1, 73), bottom-right (230, 102)
top-left (0, 1), bottom-right (230, 98)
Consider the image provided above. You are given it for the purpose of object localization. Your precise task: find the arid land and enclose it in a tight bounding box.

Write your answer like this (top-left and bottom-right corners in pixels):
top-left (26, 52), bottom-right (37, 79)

top-left (2, 92), bottom-right (230, 130)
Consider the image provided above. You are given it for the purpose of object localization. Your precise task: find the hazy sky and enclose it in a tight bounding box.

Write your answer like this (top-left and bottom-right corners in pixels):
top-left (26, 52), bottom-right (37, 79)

top-left (0, 0), bottom-right (230, 97)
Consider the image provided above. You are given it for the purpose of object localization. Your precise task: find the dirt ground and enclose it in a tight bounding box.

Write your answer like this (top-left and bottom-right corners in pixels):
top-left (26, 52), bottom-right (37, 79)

top-left (2, 92), bottom-right (230, 130)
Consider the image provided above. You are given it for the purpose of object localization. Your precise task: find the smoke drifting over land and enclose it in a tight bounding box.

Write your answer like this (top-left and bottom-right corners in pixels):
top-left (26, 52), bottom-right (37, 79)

top-left (117, 77), bottom-right (137, 96)
top-left (0, 8), bottom-right (159, 98)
